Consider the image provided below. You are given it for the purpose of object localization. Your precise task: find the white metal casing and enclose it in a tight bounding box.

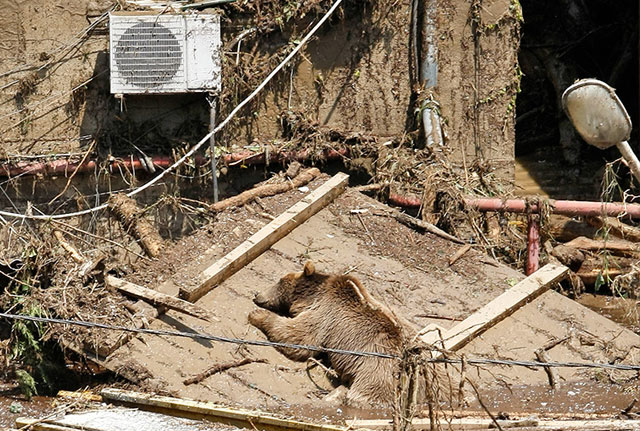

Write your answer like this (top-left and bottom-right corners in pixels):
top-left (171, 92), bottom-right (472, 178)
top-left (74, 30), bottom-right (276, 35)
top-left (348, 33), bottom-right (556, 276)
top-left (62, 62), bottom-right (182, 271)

top-left (109, 13), bottom-right (221, 94)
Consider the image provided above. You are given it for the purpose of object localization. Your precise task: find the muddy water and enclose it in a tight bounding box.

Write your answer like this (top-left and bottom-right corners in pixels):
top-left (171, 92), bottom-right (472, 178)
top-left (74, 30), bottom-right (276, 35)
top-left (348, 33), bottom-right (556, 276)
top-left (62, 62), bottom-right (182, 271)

top-left (469, 381), bottom-right (638, 416)
top-left (577, 294), bottom-right (640, 334)
top-left (0, 394), bottom-right (56, 429)
top-left (515, 152), bottom-right (604, 200)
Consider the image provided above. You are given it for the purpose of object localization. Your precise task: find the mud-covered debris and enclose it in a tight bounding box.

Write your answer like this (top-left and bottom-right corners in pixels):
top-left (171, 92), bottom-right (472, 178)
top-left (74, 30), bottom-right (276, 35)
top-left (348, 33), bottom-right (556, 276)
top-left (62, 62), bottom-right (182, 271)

top-left (108, 194), bottom-right (165, 258)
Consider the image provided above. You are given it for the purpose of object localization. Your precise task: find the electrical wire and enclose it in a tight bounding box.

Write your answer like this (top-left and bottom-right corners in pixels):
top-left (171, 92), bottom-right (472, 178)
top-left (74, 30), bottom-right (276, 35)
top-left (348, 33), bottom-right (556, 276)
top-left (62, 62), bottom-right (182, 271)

top-left (2, 312), bottom-right (640, 372)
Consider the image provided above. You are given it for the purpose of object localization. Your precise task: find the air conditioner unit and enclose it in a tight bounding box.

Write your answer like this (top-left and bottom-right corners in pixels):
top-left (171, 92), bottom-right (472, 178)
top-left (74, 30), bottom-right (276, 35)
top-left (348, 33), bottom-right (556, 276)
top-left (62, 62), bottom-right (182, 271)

top-left (109, 12), bottom-right (221, 94)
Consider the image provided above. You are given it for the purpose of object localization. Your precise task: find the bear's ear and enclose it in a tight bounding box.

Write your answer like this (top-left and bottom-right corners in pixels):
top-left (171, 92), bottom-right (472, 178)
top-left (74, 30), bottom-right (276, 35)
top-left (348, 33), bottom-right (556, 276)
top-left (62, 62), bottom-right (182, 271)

top-left (303, 261), bottom-right (315, 277)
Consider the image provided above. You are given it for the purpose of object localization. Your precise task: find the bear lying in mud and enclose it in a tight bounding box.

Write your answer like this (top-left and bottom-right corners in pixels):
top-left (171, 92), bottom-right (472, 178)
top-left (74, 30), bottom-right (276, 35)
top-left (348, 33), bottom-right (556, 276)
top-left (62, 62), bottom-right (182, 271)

top-left (249, 261), bottom-right (411, 407)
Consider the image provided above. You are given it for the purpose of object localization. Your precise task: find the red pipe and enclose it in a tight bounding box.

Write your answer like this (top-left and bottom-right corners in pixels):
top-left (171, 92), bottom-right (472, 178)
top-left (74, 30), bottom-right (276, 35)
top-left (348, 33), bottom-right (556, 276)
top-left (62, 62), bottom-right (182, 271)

top-left (465, 198), bottom-right (640, 219)
top-left (0, 148), bottom-right (350, 178)
top-left (388, 193), bottom-right (422, 208)
top-left (221, 148), bottom-right (349, 166)
top-left (0, 156), bottom-right (183, 177)
top-left (526, 214), bottom-right (540, 275)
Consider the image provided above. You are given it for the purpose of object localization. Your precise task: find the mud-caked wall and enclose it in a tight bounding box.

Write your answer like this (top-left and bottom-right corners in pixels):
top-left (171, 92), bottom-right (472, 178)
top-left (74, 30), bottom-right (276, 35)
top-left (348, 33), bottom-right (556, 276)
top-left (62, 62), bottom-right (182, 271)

top-left (435, 0), bottom-right (521, 182)
top-left (239, 2), bottom-right (413, 142)
top-left (0, 0), bottom-right (209, 158)
top-left (0, 0), bottom-right (521, 185)
top-left (218, 0), bottom-right (521, 184)
top-left (0, 0), bottom-right (111, 156)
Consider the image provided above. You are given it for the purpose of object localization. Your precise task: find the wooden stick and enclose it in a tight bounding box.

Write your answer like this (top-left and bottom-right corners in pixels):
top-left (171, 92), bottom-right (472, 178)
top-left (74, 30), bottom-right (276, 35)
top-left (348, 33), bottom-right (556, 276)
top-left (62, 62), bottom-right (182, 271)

top-left (179, 172), bottom-right (349, 302)
top-left (373, 209), bottom-right (464, 244)
top-left (209, 168), bottom-right (320, 212)
top-left (392, 211), bottom-right (464, 244)
top-left (106, 276), bottom-right (218, 322)
top-left (53, 230), bottom-right (85, 264)
top-left (449, 244), bottom-right (473, 265)
top-left (419, 264), bottom-right (569, 350)
top-left (100, 388), bottom-right (347, 431)
top-left (534, 348), bottom-right (557, 389)
top-left (183, 358), bottom-right (266, 385)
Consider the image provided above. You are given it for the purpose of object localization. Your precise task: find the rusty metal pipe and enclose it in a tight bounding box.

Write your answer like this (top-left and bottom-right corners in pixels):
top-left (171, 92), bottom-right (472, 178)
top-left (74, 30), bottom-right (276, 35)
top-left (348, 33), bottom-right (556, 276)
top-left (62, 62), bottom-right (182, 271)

top-left (465, 198), bottom-right (640, 219)
top-left (0, 148), bottom-right (350, 178)
top-left (388, 193), bottom-right (422, 208)
top-left (526, 214), bottom-right (540, 275)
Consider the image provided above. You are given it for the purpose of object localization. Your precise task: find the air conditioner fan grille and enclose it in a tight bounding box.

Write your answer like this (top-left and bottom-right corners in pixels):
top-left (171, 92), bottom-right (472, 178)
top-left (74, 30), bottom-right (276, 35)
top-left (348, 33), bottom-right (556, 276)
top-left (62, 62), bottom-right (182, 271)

top-left (114, 21), bottom-right (182, 88)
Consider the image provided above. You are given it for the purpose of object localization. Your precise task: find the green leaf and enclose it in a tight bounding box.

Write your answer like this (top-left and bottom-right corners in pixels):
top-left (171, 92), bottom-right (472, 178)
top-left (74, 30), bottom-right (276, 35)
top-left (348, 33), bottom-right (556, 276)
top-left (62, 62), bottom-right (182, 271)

top-left (15, 369), bottom-right (37, 400)
top-left (594, 272), bottom-right (605, 292)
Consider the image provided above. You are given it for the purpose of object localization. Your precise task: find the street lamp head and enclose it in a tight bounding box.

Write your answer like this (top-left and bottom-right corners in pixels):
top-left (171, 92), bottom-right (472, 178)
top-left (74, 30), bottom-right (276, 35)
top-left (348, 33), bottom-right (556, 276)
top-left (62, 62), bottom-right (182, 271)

top-left (562, 78), bottom-right (631, 150)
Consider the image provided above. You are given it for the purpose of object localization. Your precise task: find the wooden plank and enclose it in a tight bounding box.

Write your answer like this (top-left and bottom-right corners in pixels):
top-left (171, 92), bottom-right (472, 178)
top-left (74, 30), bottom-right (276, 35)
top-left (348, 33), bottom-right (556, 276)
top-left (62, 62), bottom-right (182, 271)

top-left (106, 275), bottom-right (218, 322)
top-left (419, 264), bottom-right (569, 349)
top-left (179, 172), bottom-right (349, 302)
top-left (565, 236), bottom-right (640, 254)
top-left (100, 388), bottom-right (346, 431)
top-left (15, 418), bottom-right (78, 431)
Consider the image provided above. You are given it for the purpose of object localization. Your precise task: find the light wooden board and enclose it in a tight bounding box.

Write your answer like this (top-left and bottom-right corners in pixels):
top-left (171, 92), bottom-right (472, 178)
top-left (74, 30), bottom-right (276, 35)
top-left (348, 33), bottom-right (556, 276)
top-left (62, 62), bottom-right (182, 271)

top-left (100, 388), bottom-right (346, 431)
top-left (420, 263), bottom-right (569, 349)
top-left (179, 172), bottom-right (349, 302)
top-left (106, 275), bottom-right (218, 322)
top-left (15, 419), bottom-right (76, 431)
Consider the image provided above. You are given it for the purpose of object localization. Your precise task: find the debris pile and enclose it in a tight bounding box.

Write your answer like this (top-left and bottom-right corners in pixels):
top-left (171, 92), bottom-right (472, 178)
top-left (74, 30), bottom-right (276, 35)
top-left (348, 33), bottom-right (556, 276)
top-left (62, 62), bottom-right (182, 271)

top-left (1, 0), bottom-right (640, 430)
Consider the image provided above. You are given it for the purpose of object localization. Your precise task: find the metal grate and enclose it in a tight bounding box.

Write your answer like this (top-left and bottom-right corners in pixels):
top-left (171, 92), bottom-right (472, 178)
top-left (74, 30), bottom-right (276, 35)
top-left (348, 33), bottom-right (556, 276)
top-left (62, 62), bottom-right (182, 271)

top-left (109, 13), bottom-right (221, 94)
top-left (114, 21), bottom-right (183, 89)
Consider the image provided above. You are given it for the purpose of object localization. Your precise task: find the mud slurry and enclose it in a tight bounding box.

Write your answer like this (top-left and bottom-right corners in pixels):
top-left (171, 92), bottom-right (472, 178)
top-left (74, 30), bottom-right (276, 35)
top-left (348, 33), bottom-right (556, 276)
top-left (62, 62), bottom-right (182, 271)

top-left (0, 394), bottom-right (55, 429)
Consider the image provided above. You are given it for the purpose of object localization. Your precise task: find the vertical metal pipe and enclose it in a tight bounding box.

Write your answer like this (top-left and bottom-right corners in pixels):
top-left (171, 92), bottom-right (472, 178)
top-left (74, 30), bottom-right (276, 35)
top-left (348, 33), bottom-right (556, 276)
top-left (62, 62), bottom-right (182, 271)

top-left (420, 0), bottom-right (438, 88)
top-left (208, 93), bottom-right (219, 203)
top-left (526, 214), bottom-right (540, 275)
top-left (419, 0), bottom-right (443, 148)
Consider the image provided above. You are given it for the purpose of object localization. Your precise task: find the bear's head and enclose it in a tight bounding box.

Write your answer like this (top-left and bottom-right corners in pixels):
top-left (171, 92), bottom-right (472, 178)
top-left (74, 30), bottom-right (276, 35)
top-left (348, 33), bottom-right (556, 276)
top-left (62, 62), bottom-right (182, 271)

top-left (253, 261), bottom-right (326, 316)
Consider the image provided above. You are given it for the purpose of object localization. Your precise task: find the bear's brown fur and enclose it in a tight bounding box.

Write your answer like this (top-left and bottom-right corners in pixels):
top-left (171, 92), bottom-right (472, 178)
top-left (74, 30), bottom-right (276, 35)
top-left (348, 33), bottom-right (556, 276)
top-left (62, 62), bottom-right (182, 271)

top-left (249, 261), bottom-right (409, 406)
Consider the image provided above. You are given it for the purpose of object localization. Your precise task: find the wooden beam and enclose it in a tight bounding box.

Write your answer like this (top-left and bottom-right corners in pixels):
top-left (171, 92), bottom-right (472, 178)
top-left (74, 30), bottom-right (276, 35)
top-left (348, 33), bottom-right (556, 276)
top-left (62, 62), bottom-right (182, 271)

top-left (179, 172), bottom-right (349, 302)
top-left (106, 275), bottom-right (218, 323)
top-left (420, 264), bottom-right (569, 349)
top-left (565, 236), bottom-right (640, 254)
top-left (100, 388), bottom-right (346, 431)
top-left (15, 418), bottom-right (78, 431)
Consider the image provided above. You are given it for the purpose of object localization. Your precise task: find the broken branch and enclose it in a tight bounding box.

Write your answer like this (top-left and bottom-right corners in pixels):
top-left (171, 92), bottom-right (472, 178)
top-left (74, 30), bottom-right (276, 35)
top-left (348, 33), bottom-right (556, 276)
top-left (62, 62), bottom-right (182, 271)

top-left (183, 358), bottom-right (267, 385)
top-left (53, 230), bottom-right (85, 264)
top-left (209, 167), bottom-right (321, 213)
top-left (534, 348), bottom-right (557, 389)
top-left (375, 210), bottom-right (464, 244)
top-left (448, 244), bottom-right (473, 265)
top-left (108, 194), bottom-right (165, 258)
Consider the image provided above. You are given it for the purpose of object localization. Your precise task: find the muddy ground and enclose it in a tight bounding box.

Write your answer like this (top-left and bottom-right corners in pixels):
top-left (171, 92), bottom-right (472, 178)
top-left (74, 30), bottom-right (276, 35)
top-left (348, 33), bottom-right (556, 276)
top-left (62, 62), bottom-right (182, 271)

top-left (1, 172), bottom-right (640, 428)
top-left (36, 173), bottom-right (634, 419)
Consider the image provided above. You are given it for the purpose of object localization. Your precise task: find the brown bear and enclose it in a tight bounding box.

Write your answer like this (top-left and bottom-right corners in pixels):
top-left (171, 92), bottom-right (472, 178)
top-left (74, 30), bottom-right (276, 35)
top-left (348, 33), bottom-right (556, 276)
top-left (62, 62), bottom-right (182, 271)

top-left (248, 261), bottom-right (410, 407)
